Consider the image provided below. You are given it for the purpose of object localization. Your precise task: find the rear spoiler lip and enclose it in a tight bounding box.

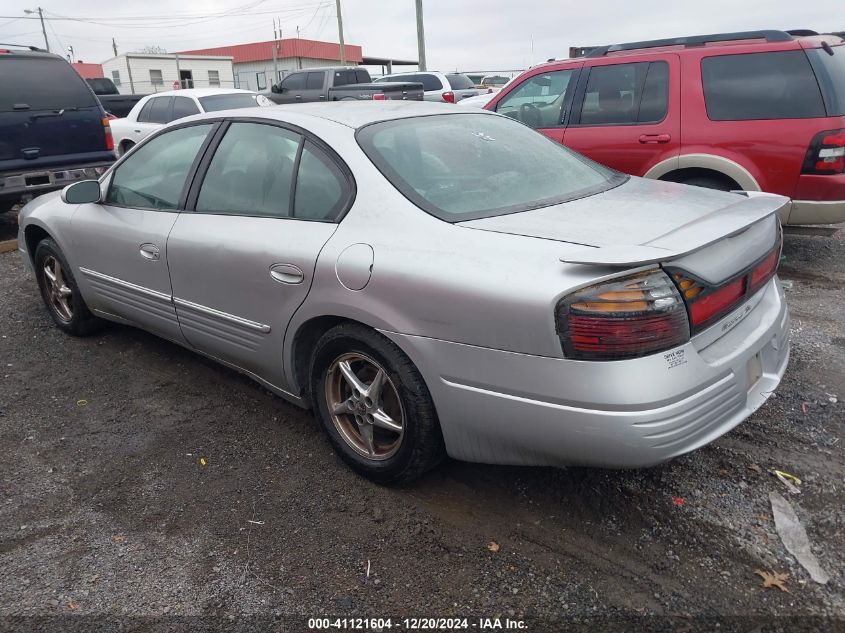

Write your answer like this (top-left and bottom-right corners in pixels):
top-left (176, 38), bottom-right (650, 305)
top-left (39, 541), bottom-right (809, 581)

top-left (560, 192), bottom-right (790, 267)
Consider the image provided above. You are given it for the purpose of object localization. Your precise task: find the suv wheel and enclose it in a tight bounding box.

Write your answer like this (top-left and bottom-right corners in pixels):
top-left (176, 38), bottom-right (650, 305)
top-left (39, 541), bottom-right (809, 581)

top-left (34, 239), bottom-right (102, 336)
top-left (310, 324), bottom-right (445, 484)
top-left (677, 175), bottom-right (736, 192)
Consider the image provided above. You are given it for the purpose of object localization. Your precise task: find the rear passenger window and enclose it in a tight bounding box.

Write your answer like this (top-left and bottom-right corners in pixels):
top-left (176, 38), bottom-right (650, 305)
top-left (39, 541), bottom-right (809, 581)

top-left (306, 72), bottom-right (324, 90)
top-left (196, 123), bottom-right (301, 218)
top-left (147, 97), bottom-right (172, 124)
top-left (333, 70), bottom-right (357, 86)
top-left (578, 61), bottom-right (667, 125)
top-left (171, 96), bottom-right (200, 121)
top-left (701, 51), bottom-right (826, 120)
top-left (293, 142), bottom-right (348, 221)
top-left (136, 100), bottom-right (154, 123)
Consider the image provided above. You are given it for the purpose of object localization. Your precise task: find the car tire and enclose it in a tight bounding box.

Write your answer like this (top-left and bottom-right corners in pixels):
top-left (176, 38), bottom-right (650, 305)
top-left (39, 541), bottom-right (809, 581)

top-left (34, 239), bottom-right (102, 336)
top-left (310, 323), bottom-right (445, 484)
top-left (118, 141), bottom-right (135, 157)
top-left (677, 175), bottom-right (735, 192)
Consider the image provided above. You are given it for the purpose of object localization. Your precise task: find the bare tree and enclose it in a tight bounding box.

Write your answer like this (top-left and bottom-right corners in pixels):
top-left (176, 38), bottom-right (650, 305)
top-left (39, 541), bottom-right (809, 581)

top-left (134, 45), bottom-right (168, 54)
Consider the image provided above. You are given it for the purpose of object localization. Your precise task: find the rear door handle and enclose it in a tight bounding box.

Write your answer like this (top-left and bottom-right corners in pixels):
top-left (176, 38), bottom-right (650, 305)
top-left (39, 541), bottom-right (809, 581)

top-left (639, 133), bottom-right (671, 144)
top-left (139, 243), bottom-right (160, 261)
top-left (269, 263), bottom-right (304, 284)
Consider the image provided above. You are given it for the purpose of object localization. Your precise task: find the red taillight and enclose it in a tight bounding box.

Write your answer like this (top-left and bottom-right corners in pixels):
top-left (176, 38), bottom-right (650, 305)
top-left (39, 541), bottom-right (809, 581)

top-left (556, 271), bottom-right (690, 360)
top-left (102, 117), bottom-right (114, 151)
top-left (372, 93), bottom-right (386, 101)
top-left (749, 249), bottom-right (779, 292)
top-left (802, 128), bottom-right (845, 175)
top-left (689, 277), bottom-right (745, 327)
top-left (442, 91), bottom-right (455, 103)
top-left (671, 236), bottom-right (781, 333)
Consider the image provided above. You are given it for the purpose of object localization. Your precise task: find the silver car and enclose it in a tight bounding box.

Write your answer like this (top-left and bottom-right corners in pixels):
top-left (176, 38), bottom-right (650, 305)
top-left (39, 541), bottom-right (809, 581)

top-left (376, 71), bottom-right (479, 103)
top-left (17, 102), bottom-right (790, 483)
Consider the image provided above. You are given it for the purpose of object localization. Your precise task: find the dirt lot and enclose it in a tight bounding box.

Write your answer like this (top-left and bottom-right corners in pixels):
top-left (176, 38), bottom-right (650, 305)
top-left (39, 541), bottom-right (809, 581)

top-left (0, 212), bottom-right (843, 631)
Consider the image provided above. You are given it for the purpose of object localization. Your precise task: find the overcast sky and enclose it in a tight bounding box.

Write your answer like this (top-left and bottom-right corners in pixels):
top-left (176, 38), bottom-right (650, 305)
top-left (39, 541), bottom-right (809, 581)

top-left (0, 0), bottom-right (840, 72)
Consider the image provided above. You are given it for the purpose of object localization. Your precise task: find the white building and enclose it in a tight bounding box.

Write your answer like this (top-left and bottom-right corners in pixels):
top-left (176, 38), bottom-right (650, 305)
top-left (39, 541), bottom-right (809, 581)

top-left (100, 53), bottom-right (235, 95)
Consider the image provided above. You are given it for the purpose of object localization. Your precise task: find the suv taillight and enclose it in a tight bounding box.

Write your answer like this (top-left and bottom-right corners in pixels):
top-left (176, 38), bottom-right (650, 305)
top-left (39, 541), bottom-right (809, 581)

top-left (102, 117), bottom-right (114, 151)
top-left (556, 270), bottom-right (690, 361)
top-left (442, 91), bottom-right (455, 103)
top-left (802, 128), bottom-right (845, 175)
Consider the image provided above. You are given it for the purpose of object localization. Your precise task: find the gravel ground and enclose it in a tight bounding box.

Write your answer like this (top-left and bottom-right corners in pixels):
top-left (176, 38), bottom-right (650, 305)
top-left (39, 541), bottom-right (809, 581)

top-left (0, 215), bottom-right (843, 631)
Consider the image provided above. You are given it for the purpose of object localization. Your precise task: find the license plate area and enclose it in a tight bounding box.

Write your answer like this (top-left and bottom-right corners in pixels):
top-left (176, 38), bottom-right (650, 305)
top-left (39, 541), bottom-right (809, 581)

top-left (746, 352), bottom-right (763, 391)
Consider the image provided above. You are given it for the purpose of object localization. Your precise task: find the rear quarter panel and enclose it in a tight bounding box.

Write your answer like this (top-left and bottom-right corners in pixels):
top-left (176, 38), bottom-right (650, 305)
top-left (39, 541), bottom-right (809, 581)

top-left (680, 45), bottom-right (843, 197)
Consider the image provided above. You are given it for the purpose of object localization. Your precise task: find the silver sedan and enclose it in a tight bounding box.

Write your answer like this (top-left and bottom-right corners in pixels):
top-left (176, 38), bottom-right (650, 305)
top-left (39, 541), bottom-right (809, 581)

top-left (17, 102), bottom-right (790, 483)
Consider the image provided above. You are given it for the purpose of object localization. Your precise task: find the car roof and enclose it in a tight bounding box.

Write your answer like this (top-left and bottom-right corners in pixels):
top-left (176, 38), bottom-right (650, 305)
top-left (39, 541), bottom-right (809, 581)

top-left (193, 101), bottom-right (496, 129)
top-left (145, 88), bottom-right (257, 98)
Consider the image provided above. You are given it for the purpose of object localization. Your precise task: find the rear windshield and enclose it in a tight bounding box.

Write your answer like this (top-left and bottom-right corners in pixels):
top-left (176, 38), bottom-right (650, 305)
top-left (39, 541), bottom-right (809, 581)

top-left (87, 78), bottom-right (116, 94)
top-left (0, 57), bottom-right (98, 112)
top-left (701, 51), bottom-right (826, 120)
top-left (807, 45), bottom-right (845, 116)
top-left (357, 113), bottom-right (623, 221)
top-left (199, 93), bottom-right (264, 112)
top-left (446, 74), bottom-right (476, 90)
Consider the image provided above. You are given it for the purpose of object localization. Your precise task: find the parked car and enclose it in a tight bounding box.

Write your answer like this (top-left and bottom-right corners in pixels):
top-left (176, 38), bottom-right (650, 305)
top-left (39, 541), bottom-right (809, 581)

top-left (18, 102), bottom-right (789, 482)
top-left (377, 71), bottom-right (479, 103)
top-left (486, 29), bottom-right (845, 226)
top-left (458, 92), bottom-right (497, 108)
top-left (266, 66), bottom-right (423, 104)
top-left (86, 77), bottom-right (146, 118)
top-left (479, 74), bottom-right (510, 92)
top-left (0, 45), bottom-right (115, 213)
top-left (110, 89), bottom-right (273, 156)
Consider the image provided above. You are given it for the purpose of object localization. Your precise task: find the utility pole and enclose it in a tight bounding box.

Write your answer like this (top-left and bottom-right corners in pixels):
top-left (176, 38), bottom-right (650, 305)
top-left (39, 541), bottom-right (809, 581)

top-left (414, 0), bottom-right (426, 71)
top-left (271, 18), bottom-right (278, 85)
top-left (24, 7), bottom-right (49, 52)
top-left (112, 37), bottom-right (118, 57)
top-left (335, 0), bottom-right (346, 65)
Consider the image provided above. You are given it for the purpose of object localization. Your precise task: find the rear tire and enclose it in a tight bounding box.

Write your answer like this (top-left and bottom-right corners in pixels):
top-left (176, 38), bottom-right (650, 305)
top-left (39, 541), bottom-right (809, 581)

top-left (118, 141), bottom-right (135, 157)
top-left (677, 175), bottom-right (735, 192)
top-left (309, 323), bottom-right (445, 484)
top-left (34, 239), bottom-right (103, 336)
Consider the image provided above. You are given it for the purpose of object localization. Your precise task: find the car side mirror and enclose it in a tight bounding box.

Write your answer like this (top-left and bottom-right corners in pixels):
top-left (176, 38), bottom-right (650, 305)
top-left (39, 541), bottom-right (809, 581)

top-left (271, 84), bottom-right (281, 93)
top-left (62, 180), bottom-right (101, 204)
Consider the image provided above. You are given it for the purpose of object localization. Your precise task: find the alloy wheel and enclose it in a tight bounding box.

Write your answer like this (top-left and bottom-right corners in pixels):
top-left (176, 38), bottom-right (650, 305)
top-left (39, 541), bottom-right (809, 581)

top-left (42, 256), bottom-right (73, 322)
top-left (325, 352), bottom-right (405, 461)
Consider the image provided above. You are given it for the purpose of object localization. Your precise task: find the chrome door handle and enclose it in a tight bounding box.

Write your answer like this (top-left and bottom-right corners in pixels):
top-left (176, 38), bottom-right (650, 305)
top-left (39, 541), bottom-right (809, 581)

top-left (139, 243), bottom-right (160, 261)
top-left (269, 263), bottom-right (304, 284)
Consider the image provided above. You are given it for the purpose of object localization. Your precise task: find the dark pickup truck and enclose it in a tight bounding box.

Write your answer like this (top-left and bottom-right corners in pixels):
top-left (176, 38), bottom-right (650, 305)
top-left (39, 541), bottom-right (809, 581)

top-left (0, 46), bottom-right (115, 212)
top-left (265, 66), bottom-right (423, 104)
top-left (86, 77), bottom-right (146, 118)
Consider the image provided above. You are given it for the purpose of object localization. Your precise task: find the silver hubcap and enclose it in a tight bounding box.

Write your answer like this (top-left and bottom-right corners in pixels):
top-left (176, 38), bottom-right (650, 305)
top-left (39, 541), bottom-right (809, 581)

top-left (42, 256), bottom-right (73, 322)
top-left (325, 353), bottom-right (404, 461)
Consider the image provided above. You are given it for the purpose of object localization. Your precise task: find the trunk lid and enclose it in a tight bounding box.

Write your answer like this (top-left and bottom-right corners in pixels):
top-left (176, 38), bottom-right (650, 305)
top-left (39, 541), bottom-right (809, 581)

top-left (459, 177), bottom-right (789, 281)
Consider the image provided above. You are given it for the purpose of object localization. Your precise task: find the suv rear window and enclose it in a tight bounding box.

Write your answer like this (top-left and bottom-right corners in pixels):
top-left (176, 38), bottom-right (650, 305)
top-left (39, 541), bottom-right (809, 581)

top-left (446, 74), bottom-right (475, 90)
top-left (701, 51), bottom-right (826, 120)
top-left (0, 57), bottom-right (97, 112)
top-left (357, 113), bottom-right (623, 221)
top-left (807, 45), bottom-right (845, 116)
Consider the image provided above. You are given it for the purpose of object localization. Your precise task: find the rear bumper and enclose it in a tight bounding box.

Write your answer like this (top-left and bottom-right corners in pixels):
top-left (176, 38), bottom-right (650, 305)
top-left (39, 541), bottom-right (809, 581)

top-left (787, 199), bottom-right (845, 225)
top-left (382, 278), bottom-right (789, 468)
top-left (0, 161), bottom-right (113, 203)
top-left (788, 173), bottom-right (845, 225)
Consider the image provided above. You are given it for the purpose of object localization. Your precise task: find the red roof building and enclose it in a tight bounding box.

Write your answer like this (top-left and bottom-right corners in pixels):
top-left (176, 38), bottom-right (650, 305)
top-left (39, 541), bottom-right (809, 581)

top-left (179, 38), bottom-right (363, 65)
top-left (72, 62), bottom-right (104, 79)
top-left (178, 38), bottom-right (364, 91)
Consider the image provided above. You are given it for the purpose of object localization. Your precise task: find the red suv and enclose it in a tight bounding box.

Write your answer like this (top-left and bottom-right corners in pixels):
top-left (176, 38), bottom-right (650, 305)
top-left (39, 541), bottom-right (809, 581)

top-left (485, 30), bottom-right (845, 226)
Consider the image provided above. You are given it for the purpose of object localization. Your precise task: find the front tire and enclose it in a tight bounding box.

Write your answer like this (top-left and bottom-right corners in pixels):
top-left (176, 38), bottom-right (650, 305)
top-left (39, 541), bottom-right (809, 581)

top-left (34, 239), bottom-right (102, 336)
top-left (310, 324), bottom-right (445, 484)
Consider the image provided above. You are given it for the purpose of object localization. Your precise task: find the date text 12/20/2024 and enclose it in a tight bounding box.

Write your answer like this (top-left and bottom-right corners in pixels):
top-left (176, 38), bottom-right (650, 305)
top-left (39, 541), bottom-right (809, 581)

top-left (307, 617), bottom-right (528, 630)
